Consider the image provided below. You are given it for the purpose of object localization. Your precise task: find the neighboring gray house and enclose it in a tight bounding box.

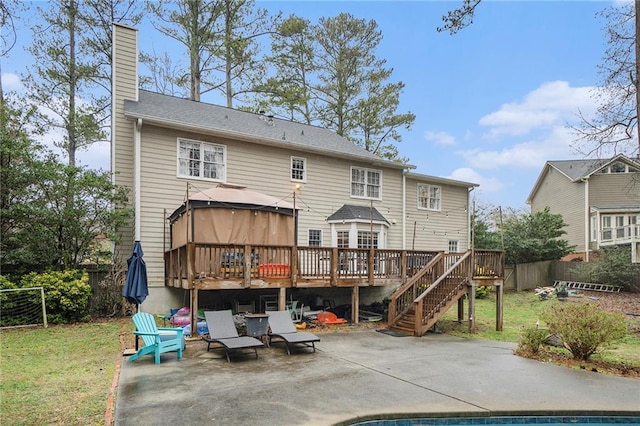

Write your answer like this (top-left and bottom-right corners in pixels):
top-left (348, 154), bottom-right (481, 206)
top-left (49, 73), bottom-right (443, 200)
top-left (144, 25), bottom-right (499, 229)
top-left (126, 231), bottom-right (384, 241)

top-left (112, 24), bottom-right (478, 313)
top-left (527, 154), bottom-right (640, 263)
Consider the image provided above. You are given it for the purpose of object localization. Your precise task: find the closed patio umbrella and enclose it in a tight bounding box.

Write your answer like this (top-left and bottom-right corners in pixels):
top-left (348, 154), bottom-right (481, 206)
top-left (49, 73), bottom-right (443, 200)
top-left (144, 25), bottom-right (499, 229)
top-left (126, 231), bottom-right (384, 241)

top-left (123, 241), bottom-right (148, 351)
top-left (123, 241), bottom-right (148, 306)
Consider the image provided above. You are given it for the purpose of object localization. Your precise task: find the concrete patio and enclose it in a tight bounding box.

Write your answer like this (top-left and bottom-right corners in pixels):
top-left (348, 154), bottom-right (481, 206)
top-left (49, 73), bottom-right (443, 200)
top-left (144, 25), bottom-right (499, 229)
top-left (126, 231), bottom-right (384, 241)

top-left (115, 329), bottom-right (640, 425)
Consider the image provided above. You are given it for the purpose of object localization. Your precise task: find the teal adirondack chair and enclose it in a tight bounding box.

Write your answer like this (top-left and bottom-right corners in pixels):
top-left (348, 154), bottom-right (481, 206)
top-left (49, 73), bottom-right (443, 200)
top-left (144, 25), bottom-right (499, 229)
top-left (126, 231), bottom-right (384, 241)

top-left (129, 312), bottom-right (184, 364)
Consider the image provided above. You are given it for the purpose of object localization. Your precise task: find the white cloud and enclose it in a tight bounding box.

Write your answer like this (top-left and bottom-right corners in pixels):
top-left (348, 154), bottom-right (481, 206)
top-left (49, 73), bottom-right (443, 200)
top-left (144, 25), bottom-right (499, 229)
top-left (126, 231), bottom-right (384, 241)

top-left (77, 141), bottom-right (111, 171)
top-left (1, 72), bottom-right (23, 91)
top-left (459, 125), bottom-right (579, 170)
top-left (424, 130), bottom-right (456, 146)
top-left (478, 81), bottom-right (595, 138)
top-left (447, 168), bottom-right (506, 193)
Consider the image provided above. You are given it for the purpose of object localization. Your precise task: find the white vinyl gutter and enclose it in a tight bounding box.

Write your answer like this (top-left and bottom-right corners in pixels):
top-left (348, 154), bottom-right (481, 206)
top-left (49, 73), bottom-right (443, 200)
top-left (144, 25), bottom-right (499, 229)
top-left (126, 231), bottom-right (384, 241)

top-left (402, 169), bottom-right (408, 249)
top-left (583, 177), bottom-right (590, 261)
top-left (134, 118), bottom-right (142, 241)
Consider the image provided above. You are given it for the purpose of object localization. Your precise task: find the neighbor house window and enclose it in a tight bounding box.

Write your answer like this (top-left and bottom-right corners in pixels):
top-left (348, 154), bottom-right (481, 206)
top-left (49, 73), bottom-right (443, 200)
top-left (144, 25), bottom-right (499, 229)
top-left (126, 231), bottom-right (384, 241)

top-left (615, 215), bottom-right (625, 239)
top-left (417, 184), bottom-right (441, 211)
top-left (351, 167), bottom-right (381, 199)
top-left (602, 216), bottom-right (612, 240)
top-left (178, 138), bottom-right (225, 180)
top-left (291, 156), bottom-right (306, 182)
top-left (448, 240), bottom-right (459, 253)
top-left (590, 216), bottom-right (597, 242)
top-left (308, 229), bottom-right (321, 246)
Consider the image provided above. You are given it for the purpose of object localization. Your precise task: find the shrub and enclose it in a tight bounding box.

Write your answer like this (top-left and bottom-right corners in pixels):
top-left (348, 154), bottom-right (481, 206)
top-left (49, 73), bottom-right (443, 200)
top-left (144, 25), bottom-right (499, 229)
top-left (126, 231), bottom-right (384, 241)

top-left (20, 270), bottom-right (92, 324)
top-left (541, 302), bottom-right (627, 360)
top-left (517, 326), bottom-right (549, 354)
top-left (573, 246), bottom-right (637, 291)
top-left (475, 285), bottom-right (491, 299)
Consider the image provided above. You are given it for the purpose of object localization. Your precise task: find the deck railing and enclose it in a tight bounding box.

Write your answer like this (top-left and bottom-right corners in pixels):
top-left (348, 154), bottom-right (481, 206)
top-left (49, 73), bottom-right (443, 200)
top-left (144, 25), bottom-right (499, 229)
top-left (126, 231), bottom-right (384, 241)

top-left (473, 249), bottom-right (504, 278)
top-left (165, 243), bottom-right (445, 286)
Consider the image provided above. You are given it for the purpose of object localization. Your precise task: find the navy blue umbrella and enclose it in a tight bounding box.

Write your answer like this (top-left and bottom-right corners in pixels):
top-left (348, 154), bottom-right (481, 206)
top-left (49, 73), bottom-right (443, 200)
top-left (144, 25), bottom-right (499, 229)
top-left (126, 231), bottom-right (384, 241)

top-left (123, 241), bottom-right (149, 306)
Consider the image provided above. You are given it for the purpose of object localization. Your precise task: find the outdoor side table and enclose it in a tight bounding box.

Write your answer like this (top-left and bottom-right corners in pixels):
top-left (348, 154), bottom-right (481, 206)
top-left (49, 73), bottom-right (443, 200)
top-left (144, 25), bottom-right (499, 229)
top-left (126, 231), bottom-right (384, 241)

top-left (245, 313), bottom-right (270, 346)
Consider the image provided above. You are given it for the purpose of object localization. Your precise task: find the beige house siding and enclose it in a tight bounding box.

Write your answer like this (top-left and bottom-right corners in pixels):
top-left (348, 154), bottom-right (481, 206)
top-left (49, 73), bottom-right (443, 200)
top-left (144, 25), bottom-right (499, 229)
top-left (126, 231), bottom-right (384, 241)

top-left (529, 166), bottom-right (585, 251)
top-left (405, 177), bottom-right (470, 252)
top-left (135, 124), bottom-right (409, 288)
top-left (589, 173), bottom-right (640, 206)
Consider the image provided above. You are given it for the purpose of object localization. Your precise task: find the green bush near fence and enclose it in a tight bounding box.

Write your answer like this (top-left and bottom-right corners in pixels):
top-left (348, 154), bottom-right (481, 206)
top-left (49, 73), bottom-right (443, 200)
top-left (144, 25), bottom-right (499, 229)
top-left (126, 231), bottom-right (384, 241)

top-left (1, 270), bottom-right (93, 324)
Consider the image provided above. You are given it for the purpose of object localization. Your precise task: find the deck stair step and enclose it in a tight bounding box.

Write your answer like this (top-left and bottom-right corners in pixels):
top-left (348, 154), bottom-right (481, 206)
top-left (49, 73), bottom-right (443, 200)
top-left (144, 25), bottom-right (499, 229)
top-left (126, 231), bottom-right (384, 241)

top-left (553, 280), bottom-right (621, 293)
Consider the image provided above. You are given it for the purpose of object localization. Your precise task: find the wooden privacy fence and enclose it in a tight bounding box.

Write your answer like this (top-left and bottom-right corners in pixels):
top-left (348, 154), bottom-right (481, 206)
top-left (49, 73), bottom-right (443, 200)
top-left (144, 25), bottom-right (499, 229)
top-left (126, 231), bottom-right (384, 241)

top-left (505, 260), bottom-right (640, 292)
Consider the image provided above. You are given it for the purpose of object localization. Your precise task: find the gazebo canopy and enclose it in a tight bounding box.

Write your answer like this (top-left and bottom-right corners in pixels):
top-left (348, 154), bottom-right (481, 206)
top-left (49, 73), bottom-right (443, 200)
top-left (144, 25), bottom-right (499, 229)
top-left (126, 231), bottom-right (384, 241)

top-left (169, 184), bottom-right (297, 248)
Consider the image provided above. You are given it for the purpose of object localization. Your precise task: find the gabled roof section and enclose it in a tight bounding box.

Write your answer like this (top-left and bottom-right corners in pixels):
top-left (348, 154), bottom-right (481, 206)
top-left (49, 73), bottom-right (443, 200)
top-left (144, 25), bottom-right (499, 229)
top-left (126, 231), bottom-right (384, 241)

top-left (326, 204), bottom-right (389, 224)
top-left (527, 154), bottom-right (640, 204)
top-left (124, 90), bottom-right (412, 170)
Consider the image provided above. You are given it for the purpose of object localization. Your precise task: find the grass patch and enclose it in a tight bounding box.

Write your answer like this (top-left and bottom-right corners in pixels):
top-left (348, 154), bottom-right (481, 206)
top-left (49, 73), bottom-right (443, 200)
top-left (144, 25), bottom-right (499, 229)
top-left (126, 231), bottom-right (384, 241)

top-left (1, 320), bottom-right (124, 426)
top-left (437, 290), bottom-right (640, 375)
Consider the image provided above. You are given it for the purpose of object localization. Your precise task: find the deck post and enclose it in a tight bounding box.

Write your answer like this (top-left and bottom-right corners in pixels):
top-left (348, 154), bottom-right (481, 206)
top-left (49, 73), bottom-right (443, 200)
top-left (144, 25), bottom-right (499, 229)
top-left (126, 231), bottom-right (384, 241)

top-left (496, 282), bottom-right (503, 331)
top-left (351, 286), bottom-right (359, 324)
top-left (330, 248), bottom-right (338, 286)
top-left (278, 287), bottom-right (286, 311)
top-left (191, 286), bottom-right (199, 336)
top-left (457, 297), bottom-right (464, 323)
top-left (243, 244), bottom-right (251, 288)
top-left (467, 283), bottom-right (476, 333)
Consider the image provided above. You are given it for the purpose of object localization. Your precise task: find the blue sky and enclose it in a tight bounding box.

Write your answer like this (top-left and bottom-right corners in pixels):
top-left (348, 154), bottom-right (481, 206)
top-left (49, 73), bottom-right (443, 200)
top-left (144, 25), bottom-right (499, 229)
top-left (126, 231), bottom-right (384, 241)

top-left (2, 1), bottom-right (617, 209)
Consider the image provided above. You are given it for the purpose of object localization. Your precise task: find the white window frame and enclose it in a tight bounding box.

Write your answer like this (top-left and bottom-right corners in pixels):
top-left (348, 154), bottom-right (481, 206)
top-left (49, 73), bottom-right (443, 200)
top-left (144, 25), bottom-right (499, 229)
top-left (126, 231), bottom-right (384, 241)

top-left (417, 184), bottom-right (442, 211)
top-left (448, 240), bottom-right (459, 253)
top-left (350, 167), bottom-right (382, 200)
top-left (177, 138), bottom-right (226, 181)
top-left (291, 156), bottom-right (307, 183)
top-left (590, 216), bottom-right (597, 242)
top-left (357, 231), bottom-right (379, 249)
top-left (308, 229), bottom-right (322, 247)
top-left (602, 216), bottom-right (612, 240)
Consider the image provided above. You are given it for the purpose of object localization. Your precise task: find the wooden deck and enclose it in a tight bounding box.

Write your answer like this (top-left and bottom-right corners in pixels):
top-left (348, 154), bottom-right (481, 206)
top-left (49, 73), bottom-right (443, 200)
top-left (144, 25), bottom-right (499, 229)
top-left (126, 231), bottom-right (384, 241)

top-left (165, 244), bottom-right (505, 335)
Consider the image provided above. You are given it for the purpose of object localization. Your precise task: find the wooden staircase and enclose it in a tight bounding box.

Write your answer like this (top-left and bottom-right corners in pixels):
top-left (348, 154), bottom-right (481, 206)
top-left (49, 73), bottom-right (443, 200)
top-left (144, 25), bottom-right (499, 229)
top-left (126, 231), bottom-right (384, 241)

top-left (387, 252), bottom-right (472, 336)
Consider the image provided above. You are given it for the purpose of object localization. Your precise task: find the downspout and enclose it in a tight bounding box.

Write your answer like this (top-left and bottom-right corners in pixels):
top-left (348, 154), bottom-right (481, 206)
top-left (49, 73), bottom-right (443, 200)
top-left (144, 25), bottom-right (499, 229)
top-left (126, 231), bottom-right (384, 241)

top-left (134, 118), bottom-right (142, 241)
top-left (582, 177), bottom-right (589, 262)
top-left (402, 169), bottom-right (408, 250)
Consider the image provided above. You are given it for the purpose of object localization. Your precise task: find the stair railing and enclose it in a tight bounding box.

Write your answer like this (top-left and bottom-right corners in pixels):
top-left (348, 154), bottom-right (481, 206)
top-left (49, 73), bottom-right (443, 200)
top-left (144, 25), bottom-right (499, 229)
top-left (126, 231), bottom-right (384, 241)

top-left (387, 252), bottom-right (444, 328)
top-left (413, 252), bottom-right (472, 335)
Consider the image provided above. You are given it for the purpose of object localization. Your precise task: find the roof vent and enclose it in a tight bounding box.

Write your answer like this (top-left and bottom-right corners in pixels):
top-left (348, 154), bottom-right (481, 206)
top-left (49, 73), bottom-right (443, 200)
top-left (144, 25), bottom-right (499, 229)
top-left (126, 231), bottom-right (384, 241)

top-left (282, 132), bottom-right (286, 140)
top-left (267, 114), bottom-right (274, 126)
top-left (259, 110), bottom-right (266, 121)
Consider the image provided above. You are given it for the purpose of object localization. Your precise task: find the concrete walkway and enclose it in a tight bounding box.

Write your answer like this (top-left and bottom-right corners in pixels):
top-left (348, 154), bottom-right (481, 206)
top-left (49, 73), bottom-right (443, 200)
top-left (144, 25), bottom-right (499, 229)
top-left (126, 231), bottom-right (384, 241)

top-left (115, 330), bottom-right (640, 426)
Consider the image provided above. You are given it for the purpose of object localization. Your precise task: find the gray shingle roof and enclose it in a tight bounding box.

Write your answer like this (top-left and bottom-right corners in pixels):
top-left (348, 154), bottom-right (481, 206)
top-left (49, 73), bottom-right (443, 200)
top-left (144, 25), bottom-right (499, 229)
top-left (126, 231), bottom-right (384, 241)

top-left (124, 90), bottom-right (410, 169)
top-left (548, 154), bottom-right (640, 181)
top-left (326, 204), bottom-right (389, 224)
top-left (547, 158), bottom-right (610, 181)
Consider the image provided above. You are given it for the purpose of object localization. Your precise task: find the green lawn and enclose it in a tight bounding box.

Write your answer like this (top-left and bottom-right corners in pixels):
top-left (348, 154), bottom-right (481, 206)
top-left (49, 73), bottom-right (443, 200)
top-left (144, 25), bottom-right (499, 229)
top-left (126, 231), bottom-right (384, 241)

top-left (1, 321), bottom-right (124, 426)
top-left (437, 290), bottom-right (640, 367)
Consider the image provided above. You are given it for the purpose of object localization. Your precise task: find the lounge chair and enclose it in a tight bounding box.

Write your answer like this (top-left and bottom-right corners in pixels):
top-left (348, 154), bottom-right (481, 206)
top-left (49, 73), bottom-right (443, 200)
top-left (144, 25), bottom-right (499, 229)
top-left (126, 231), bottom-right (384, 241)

top-left (129, 312), bottom-right (184, 364)
top-left (267, 310), bottom-right (320, 355)
top-left (203, 310), bottom-right (264, 362)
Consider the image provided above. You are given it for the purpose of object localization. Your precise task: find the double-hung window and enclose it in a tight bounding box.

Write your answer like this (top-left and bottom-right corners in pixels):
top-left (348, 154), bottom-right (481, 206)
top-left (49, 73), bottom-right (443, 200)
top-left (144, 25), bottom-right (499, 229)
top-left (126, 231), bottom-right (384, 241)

top-left (308, 229), bottom-right (322, 247)
top-left (417, 184), bottom-right (441, 211)
top-left (178, 138), bottom-right (225, 180)
top-left (291, 156), bottom-right (306, 182)
top-left (351, 167), bottom-right (381, 199)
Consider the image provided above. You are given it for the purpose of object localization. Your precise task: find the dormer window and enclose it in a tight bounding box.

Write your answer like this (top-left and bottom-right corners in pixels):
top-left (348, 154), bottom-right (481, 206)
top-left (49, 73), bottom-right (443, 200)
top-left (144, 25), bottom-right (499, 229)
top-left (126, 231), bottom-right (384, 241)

top-left (599, 161), bottom-right (639, 173)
